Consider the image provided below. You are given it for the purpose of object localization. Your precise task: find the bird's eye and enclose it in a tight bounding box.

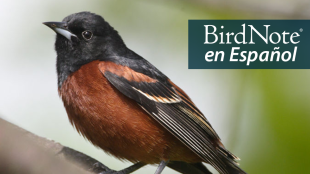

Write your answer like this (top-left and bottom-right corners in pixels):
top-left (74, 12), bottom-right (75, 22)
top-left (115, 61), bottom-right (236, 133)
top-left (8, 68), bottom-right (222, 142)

top-left (82, 30), bottom-right (93, 40)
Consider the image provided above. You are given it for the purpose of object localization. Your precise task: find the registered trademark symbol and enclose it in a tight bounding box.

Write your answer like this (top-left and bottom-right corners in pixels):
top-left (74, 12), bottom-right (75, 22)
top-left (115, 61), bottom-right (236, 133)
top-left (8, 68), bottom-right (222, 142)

top-left (300, 28), bottom-right (303, 32)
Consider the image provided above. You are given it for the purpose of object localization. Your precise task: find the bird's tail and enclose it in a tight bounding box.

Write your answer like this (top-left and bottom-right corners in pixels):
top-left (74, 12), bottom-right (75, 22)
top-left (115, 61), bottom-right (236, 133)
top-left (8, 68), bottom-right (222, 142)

top-left (167, 161), bottom-right (212, 174)
top-left (217, 146), bottom-right (247, 174)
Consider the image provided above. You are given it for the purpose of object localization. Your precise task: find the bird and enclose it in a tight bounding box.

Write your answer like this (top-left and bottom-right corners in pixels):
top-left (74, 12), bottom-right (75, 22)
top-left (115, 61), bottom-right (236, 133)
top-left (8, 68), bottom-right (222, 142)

top-left (43, 12), bottom-right (246, 174)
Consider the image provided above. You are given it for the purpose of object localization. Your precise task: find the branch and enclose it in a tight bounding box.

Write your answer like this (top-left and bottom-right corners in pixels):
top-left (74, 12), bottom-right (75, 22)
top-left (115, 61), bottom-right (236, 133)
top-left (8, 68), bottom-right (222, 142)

top-left (0, 118), bottom-right (212, 174)
top-left (0, 118), bottom-right (111, 174)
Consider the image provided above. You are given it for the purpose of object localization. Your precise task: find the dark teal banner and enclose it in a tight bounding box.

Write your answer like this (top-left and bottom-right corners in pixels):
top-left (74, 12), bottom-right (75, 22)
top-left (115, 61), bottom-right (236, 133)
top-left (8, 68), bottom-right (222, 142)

top-left (188, 20), bottom-right (310, 69)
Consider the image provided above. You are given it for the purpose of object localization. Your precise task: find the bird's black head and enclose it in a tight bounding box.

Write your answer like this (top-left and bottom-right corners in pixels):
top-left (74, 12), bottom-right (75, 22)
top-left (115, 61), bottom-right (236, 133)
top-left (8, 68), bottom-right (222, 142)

top-left (44, 12), bottom-right (127, 87)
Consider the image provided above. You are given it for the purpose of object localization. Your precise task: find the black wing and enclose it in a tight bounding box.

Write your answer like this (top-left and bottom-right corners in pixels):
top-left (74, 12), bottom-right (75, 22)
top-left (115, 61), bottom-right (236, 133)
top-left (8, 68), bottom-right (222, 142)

top-left (98, 61), bottom-right (245, 174)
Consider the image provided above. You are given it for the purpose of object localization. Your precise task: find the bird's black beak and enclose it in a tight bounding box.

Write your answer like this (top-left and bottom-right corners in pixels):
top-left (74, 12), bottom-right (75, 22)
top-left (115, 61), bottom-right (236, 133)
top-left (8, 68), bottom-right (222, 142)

top-left (43, 22), bottom-right (77, 41)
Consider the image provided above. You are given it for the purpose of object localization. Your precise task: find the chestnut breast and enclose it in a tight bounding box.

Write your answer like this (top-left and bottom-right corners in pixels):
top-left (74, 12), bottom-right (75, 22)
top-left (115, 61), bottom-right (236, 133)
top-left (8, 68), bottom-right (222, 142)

top-left (59, 60), bottom-right (201, 164)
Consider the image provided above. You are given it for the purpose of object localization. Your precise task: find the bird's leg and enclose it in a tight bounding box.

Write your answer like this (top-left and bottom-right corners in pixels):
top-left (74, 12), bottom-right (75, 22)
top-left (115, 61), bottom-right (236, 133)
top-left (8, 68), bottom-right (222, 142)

top-left (95, 162), bottom-right (146, 174)
top-left (154, 160), bottom-right (170, 174)
top-left (59, 147), bottom-right (145, 174)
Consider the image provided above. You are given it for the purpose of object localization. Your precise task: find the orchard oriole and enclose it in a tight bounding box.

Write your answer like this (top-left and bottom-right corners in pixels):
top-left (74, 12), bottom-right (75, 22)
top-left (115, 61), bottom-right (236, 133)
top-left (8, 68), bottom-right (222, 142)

top-left (43, 12), bottom-right (246, 174)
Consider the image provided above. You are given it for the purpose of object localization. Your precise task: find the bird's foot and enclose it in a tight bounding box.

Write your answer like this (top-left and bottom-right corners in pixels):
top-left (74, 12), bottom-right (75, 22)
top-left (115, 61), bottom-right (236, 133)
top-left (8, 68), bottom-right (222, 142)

top-left (91, 162), bottom-right (146, 174)
top-left (91, 162), bottom-right (114, 174)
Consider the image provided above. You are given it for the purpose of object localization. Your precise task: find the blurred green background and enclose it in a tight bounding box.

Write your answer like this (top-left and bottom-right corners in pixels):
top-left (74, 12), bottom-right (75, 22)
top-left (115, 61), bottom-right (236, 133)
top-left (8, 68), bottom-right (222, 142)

top-left (0, 0), bottom-right (309, 173)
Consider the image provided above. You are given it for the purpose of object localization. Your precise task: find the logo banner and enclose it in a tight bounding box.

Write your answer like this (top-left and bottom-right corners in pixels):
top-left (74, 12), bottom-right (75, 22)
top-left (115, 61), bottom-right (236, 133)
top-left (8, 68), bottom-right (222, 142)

top-left (188, 20), bottom-right (310, 69)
